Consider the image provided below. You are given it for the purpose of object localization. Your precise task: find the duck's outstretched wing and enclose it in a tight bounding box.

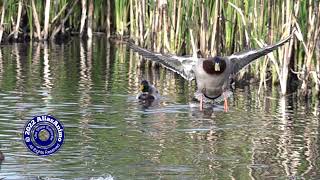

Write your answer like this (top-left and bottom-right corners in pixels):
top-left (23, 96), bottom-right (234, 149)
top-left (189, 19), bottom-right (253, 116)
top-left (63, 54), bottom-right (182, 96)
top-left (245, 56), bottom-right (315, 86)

top-left (229, 33), bottom-right (293, 74)
top-left (127, 41), bottom-right (196, 81)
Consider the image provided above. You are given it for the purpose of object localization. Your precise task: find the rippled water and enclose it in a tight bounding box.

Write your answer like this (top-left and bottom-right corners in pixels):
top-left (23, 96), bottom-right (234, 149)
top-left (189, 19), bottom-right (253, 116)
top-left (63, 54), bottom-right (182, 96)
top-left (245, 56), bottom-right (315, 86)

top-left (0, 37), bottom-right (319, 179)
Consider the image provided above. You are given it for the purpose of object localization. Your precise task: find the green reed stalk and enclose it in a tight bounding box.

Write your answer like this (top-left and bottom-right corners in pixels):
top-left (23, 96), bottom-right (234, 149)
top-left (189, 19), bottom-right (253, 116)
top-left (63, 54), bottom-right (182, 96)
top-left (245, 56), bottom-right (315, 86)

top-left (0, 0), bottom-right (6, 43)
top-left (115, 0), bottom-right (129, 36)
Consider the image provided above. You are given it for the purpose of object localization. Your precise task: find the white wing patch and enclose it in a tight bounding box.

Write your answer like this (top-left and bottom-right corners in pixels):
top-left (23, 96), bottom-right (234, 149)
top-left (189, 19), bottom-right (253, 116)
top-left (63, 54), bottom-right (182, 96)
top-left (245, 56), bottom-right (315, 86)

top-left (214, 62), bottom-right (220, 71)
top-left (229, 50), bottom-right (256, 59)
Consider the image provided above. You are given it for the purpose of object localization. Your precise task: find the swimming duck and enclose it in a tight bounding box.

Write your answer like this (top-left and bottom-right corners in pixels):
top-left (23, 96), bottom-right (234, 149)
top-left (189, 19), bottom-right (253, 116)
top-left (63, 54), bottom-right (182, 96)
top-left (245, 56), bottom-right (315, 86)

top-left (129, 34), bottom-right (293, 111)
top-left (136, 80), bottom-right (160, 107)
top-left (0, 151), bottom-right (4, 161)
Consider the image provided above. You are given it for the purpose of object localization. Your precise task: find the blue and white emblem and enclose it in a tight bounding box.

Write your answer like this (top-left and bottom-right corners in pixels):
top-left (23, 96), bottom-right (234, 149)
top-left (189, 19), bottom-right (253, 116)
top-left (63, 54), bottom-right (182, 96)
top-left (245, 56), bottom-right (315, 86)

top-left (23, 115), bottom-right (64, 156)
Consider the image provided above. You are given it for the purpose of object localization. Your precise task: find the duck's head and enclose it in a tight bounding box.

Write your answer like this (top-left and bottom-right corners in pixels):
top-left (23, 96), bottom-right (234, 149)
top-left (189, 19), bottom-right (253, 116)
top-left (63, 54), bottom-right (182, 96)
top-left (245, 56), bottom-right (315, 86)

top-left (202, 56), bottom-right (227, 75)
top-left (140, 80), bottom-right (150, 93)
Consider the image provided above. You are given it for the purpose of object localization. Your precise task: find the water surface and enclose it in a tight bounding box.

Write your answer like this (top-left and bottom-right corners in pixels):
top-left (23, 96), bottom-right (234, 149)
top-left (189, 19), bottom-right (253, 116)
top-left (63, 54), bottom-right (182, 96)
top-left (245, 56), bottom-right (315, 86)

top-left (0, 37), bottom-right (319, 179)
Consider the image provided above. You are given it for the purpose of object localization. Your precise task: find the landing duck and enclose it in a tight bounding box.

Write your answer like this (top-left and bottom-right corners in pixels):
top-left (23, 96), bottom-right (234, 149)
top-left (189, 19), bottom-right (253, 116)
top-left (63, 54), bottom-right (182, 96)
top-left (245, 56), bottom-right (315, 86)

top-left (129, 34), bottom-right (293, 111)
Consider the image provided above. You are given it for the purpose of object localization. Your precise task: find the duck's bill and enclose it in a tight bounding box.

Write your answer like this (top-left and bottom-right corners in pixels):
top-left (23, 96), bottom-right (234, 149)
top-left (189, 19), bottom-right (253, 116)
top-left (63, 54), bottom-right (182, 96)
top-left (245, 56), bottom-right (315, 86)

top-left (139, 85), bottom-right (144, 91)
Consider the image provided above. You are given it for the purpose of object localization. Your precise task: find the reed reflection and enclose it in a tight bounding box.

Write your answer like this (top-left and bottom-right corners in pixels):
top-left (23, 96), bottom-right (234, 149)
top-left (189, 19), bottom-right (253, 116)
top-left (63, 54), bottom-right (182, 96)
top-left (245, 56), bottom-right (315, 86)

top-left (43, 43), bottom-right (51, 87)
top-left (300, 98), bottom-right (319, 178)
top-left (0, 38), bottom-right (319, 179)
top-left (13, 43), bottom-right (22, 90)
top-left (279, 97), bottom-right (302, 177)
top-left (105, 39), bottom-right (111, 90)
top-left (0, 48), bottom-right (2, 85)
top-left (78, 40), bottom-right (94, 163)
top-left (32, 43), bottom-right (41, 76)
top-left (248, 94), bottom-right (320, 179)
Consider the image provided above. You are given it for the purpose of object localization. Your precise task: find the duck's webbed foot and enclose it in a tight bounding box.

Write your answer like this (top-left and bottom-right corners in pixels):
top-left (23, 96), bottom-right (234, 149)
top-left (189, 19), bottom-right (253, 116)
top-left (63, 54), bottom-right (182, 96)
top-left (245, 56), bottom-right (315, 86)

top-left (223, 92), bottom-right (229, 112)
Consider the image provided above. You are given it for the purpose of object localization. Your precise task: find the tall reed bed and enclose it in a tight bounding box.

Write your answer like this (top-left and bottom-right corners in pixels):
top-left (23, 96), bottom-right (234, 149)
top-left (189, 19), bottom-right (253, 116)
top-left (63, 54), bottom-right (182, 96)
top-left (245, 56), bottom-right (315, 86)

top-left (126, 0), bottom-right (320, 96)
top-left (0, 0), bottom-right (319, 95)
top-left (0, 0), bottom-right (112, 41)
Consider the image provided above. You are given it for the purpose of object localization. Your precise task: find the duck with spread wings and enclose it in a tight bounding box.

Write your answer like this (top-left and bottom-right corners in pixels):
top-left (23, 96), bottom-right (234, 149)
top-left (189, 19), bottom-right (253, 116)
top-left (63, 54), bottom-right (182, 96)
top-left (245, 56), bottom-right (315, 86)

top-left (128, 33), bottom-right (293, 111)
